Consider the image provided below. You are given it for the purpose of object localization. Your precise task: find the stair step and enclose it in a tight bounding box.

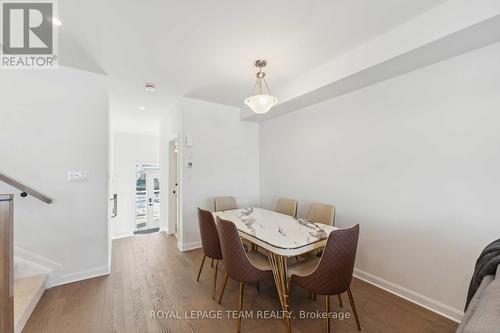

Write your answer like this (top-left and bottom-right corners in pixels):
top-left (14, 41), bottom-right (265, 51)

top-left (14, 274), bottom-right (47, 333)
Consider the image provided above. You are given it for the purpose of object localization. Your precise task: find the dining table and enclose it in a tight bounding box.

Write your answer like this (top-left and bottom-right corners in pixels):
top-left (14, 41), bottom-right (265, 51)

top-left (212, 207), bottom-right (337, 333)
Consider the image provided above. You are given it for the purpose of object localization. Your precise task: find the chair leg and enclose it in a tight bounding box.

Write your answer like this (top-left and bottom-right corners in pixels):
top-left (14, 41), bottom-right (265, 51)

top-left (237, 282), bottom-right (245, 333)
top-left (325, 295), bottom-right (331, 333)
top-left (313, 293), bottom-right (316, 301)
top-left (212, 259), bottom-right (218, 300)
top-left (196, 255), bottom-right (206, 282)
top-left (347, 287), bottom-right (361, 331)
top-left (211, 258), bottom-right (214, 268)
top-left (295, 256), bottom-right (300, 263)
top-left (218, 273), bottom-right (229, 304)
top-left (256, 281), bottom-right (260, 292)
top-left (337, 294), bottom-right (343, 307)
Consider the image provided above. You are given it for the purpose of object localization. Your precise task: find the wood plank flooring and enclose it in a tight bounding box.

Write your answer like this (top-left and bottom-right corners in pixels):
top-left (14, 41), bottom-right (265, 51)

top-left (23, 232), bottom-right (458, 333)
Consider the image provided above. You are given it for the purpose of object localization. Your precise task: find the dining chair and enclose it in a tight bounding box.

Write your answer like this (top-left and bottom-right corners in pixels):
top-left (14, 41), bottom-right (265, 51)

top-left (216, 217), bottom-right (273, 333)
top-left (196, 207), bottom-right (224, 300)
top-left (307, 202), bottom-right (336, 225)
top-left (214, 196), bottom-right (238, 212)
top-left (274, 197), bottom-right (299, 260)
top-left (288, 224), bottom-right (361, 333)
top-left (299, 202), bottom-right (336, 262)
top-left (275, 197), bottom-right (298, 217)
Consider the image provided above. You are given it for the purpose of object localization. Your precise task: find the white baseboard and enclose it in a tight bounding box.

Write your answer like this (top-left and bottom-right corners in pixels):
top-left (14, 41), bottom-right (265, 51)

top-left (14, 257), bottom-right (52, 278)
top-left (14, 247), bottom-right (111, 288)
top-left (178, 241), bottom-right (202, 252)
top-left (53, 265), bottom-right (110, 287)
top-left (354, 268), bottom-right (463, 323)
top-left (113, 232), bottom-right (134, 240)
top-left (14, 246), bottom-right (62, 287)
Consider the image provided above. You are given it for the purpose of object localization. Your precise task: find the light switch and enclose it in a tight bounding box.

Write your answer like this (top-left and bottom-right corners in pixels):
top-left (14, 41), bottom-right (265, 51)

top-left (67, 171), bottom-right (89, 182)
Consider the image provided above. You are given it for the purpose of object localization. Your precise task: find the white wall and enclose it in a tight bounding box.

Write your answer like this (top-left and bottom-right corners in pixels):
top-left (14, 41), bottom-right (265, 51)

top-left (112, 132), bottom-right (159, 238)
top-left (182, 98), bottom-right (260, 248)
top-left (0, 66), bottom-right (110, 285)
top-left (259, 42), bottom-right (500, 319)
top-left (160, 98), bottom-right (260, 250)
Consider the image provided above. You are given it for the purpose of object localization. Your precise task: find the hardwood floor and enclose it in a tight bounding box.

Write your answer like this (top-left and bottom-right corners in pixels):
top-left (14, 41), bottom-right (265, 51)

top-left (23, 232), bottom-right (458, 333)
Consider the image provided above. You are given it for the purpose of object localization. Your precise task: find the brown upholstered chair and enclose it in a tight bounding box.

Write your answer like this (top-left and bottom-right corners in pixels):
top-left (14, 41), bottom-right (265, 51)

top-left (288, 224), bottom-right (361, 332)
top-left (275, 197), bottom-right (298, 217)
top-left (307, 202), bottom-right (336, 225)
top-left (216, 217), bottom-right (273, 332)
top-left (196, 207), bottom-right (223, 300)
top-left (214, 196), bottom-right (238, 212)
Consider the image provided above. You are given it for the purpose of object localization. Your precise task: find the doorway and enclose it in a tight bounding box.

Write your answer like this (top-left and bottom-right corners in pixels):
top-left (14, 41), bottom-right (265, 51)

top-left (135, 162), bottom-right (160, 234)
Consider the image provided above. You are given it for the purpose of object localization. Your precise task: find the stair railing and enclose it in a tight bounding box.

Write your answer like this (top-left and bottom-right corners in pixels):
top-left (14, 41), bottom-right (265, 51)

top-left (0, 173), bottom-right (53, 333)
top-left (0, 173), bottom-right (52, 204)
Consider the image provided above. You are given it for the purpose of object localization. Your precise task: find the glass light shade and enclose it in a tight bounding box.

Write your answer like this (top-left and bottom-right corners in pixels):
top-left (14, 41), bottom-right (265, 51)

top-left (244, 94), bottom-right (278, 114)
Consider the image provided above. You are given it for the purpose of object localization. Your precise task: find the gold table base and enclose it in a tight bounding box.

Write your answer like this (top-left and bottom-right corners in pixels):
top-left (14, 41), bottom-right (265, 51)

top-left (268, 253), bottom-right (292, 333)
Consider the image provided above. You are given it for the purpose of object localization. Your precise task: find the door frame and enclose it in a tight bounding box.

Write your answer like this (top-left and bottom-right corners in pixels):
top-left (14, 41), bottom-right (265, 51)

top-left (168, 138), bottom-right (180, 239)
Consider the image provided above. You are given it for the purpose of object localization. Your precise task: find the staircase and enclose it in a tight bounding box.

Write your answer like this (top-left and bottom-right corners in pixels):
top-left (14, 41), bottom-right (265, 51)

top-left (1, 173), bottom-right (53, 333)
top-left (14, 274), bottom-right (47, 333)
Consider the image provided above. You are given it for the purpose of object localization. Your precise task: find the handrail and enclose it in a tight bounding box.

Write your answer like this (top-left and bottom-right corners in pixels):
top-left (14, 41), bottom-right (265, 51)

top-left (0, 173), bottom-right (53, 204)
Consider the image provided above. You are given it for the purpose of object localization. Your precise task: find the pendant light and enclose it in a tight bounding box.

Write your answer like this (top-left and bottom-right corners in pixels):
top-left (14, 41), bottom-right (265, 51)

top-left (244, 60), bottom-right (278, 114)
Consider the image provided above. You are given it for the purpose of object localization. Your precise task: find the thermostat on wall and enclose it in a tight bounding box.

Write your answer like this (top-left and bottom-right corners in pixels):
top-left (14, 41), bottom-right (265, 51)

top-left (185, 135), bottom-right (193, 147)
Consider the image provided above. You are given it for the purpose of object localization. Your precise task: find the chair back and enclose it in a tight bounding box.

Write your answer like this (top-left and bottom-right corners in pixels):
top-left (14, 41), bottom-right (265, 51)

top-left (275, 198), bottom-right (298, 217)
top-left (214, 196), bottom-right (237, 212)
top-left (197, 208), bottom-right (223, 260)
top-left (307, 202), bottom-right (335, 225)
top-left (216, 217), bottom-right (268, 283)
top-left (293, 224), bottom-right (359, 295)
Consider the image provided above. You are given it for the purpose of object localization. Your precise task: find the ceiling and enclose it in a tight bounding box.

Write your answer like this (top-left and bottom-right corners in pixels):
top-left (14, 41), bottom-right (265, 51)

top-left (58, 0), bottom-right (446, 133)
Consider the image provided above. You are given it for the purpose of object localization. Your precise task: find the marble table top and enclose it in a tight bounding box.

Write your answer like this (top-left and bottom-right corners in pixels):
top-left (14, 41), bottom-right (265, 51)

top-left (213, 208), bottom-right (337, 256)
